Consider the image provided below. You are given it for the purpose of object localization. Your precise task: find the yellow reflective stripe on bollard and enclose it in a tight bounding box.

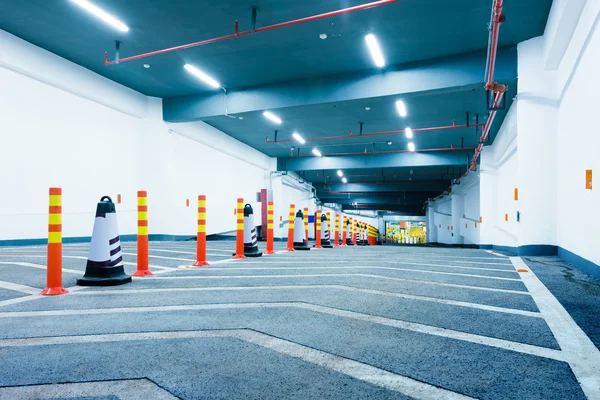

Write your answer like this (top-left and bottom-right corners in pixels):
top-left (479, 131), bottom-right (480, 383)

top-left (49, 195), bottom-right (61, 207)
top-left (48, 232), bottom-right (61, 244)
top-left (138, 226), bottom-right (149, 235)
top-left (48, 214), bottom-right (62, 225)
top-left (138, 197), bottom-right (147, 206)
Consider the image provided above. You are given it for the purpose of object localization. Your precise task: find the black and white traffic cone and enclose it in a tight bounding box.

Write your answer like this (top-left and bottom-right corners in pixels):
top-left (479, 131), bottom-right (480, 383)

top-left (243, 204), bottom-right (262, 257)
top-left (346, 218), bottom-right (354, 246)
top-left (321, 213), bottom-right (333, 248)
top-left (293, 209), bottom-right (311, 250)
top-left (77, 196), bottom-right (131, 286)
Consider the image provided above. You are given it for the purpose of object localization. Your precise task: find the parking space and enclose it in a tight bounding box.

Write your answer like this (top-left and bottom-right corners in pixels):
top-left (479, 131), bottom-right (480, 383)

top-left (0, 242), bottom-right (599, 399)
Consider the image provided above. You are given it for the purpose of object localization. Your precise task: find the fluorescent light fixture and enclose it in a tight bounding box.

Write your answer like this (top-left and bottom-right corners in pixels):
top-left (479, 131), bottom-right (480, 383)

top-left (342, 177), bottom-right (348, 183)
top-left (312, 148), bottom-right (322, 157)
top-left (408, 142), bottom-right (416, 152)
top-left (292, 132), bottom-right (306, 144)
top-left (184, 64), bottom-right (221, 89)
top-left (263, 111), bottom-right (282, 125)
top-left (396, 100), bottom-right (407, 117)
top-left (337, 170), bottom-right (344, 177)
top-left (405, 127), bottom-right (413, 139)
top-left (70, 0), bottom-right (129, 32)
top-left (365, 34), bottom-right (385, 68)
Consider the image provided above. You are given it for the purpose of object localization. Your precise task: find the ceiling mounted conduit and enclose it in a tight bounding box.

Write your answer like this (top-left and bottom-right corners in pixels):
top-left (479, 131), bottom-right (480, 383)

top-left (426, 0), bottom-right (506, 207)
top-left (296, 146), bottom-right (476, 157)
top-left (104, 0), bottom-right (397, 65)
top-left (266, 122), bottom-right (485, 144)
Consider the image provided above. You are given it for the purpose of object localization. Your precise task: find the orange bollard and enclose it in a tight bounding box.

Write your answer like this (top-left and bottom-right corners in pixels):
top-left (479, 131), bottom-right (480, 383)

top-left (353, 219), bottom-right (358, 245)
top-left (133, 190), bottom-right (152, 276)
top-left (286, 204), bottom-right (295, 251)
top-left (341, 215), bottom-right (347, 246)
top-left (334, 213), bottom-right (340, 246)
top-left (326, 212), bottom-right (331, 239)
top-left (41, 188), bottom-right (68, 295)
top-left (265, 201), bottom-right (275, 254)
top-left (303, 207), bottom-right (309, 243)
top-left (315, 210), bottom-right (322, 248)
top-left (233, 198), bottom-right (246, 259)
top-left (193, 195), bottom-right (210, 266)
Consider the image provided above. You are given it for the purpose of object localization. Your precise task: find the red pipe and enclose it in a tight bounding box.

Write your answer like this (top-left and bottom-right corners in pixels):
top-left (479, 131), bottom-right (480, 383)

top-left (424, 0), bottom-right (507, 210)
top-left (105, 0), bottom-right (397, 65)
top-left (299, 146), bottom-right (475, 157)
top-left (266, 123), bottom-right (484, 143)
top-left (484, 0), bottom-right (505, 91)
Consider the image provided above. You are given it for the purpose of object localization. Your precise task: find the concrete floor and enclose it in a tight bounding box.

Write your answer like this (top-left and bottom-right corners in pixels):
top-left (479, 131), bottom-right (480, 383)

top-left (0, 241), bottom-right (599, 399)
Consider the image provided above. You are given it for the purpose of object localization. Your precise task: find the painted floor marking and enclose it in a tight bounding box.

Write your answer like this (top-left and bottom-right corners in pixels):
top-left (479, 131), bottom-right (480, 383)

top-left (0, 285), bottom-right (88, 308)
top-left (226, 259), bottom-right (514, 271)
top-left (0, 329), bottom-right (474, 400)
top-left (191, 263), bottom-right (520, 281)
top-left (486, 250), bottom-right (510, 258)
top-left (146, 273), bottom-right (530, 295)
top-left (0, 280), bottom-right (40, 295)
top-left (137, 248), bottom-right (233, 257)
top-left (0, 261), bottom-right (82, 274)
top-left (263, 254), bottom-right (512, 265)
top-left (0, 302), bottom-right (562, 362)
top-left (121, 252), bottom-right (195, 262)
top-left (510, 257), bottom-right (600, 399)
top-left (69, 284), bottom-right (541, 318)
top-left (0, 379), bottom-right (178, 400)
top-left (203, 263), bottom-right (517, 274)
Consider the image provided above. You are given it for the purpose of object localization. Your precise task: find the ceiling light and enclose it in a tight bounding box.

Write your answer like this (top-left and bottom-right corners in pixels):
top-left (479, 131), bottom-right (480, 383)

top-left (320, 33), bottom-right (328, 40)
top-left (143, 64), bottom-right (151, 69)
top-left (184, 64), bottom-right (221, 89)
top-left (238, 116), bottom-right (244, 120)
top-left (405, 127), bottom-right (413, 139)
top-left (365, 34), bottom-right (385, 68)
top-left (386, 141), bottom-right (392, 145)
top-left (292, 132), bottom-right (306, 144)
top-left (312, 148), bottom-right (322, 157)
top-left (408, 142), bottom-right (416, 152)
top-left (342, 177), bottom-right (348, 183)
top-left (70, 0), bottom-right (129, 32)
top-left (396, 100), bottom-right (407, 117)
top-left (365, 106), bottom-right (371, 111)
top-left (263, 111), bottom-right (282, 125)
top-left (337, 170), bottom-right (344, 177)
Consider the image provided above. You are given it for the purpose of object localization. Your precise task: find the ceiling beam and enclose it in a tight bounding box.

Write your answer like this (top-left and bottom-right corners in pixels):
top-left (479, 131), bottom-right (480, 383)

top-left (163, 48), bottom-right (517, 122)
top-left (316, 182), bottom-right (448, 193)
top-left (278, 151), bottom-right (471, 171)
top-left (322, 197), bottom-right (425, 205)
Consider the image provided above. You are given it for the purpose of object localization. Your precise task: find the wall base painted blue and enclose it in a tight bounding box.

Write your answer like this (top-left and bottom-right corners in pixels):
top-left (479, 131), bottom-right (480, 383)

top-left (558, 247), bottom-right (600, 280)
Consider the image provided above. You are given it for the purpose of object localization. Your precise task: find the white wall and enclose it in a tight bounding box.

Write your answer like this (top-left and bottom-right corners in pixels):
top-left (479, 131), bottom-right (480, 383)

top-left (0, 30), bottom-right (274, 241)
top-left (553, 0), bottom-right (600, 266)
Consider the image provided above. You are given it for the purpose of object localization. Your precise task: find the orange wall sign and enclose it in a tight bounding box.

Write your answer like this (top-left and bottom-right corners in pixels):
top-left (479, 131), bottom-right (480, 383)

top-left (586, 170), bottom-right (592, 190)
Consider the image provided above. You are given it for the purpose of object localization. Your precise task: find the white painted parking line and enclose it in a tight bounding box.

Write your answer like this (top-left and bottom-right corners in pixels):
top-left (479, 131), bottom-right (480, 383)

top-left (0, 379), bottom-right (179, 400)
top-left (172, 265), bottom-right (520, 282)
top-left (510, 257), bottom-right (600, 399)
top-left (129, 248), bottom-right (231, 257)
top-left (0, 329), bottom-right (474, 400)
top-left (226, 259), bottom-right (513, 270)
top-left (0, 280), bottom-right (40, 295)
top-left (0, 261), bottom-right (82, 274)
top-left (0, 302), bottom-right (562, 362)
top-left (486, 250), bottom-right (510, 258)
top-left (146, 273), bottom-right (530, 295)
top-left (69, 284), bottom-right (541, 318)
top-left (263, 254), bottom-right (511, 265)
top-left (206, 263), bottom-right (516, 273)
top-left (121, 252), bottom-right (195, 262)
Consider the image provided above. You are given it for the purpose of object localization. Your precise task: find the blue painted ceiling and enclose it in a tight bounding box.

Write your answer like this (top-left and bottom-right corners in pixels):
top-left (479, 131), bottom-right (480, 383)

top-left (0, 0), bottom-right (551, 213)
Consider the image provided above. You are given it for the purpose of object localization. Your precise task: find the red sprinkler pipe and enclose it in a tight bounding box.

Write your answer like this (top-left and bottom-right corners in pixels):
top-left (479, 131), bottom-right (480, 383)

top-left (299, 146), bottom-right (476, 157)
top-left (105, 0), bottom-right (397, 65)
top-left (266, 123), bottom-right (484, 143)
top-left (484, 0), bottom-right (506, 91)
top-left (470, 91), bottom-right (504, 170)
